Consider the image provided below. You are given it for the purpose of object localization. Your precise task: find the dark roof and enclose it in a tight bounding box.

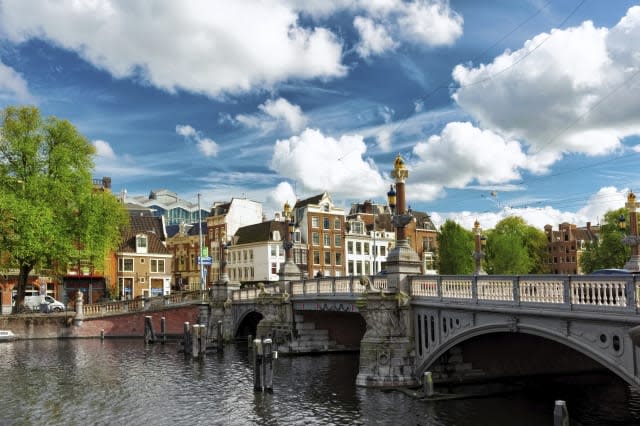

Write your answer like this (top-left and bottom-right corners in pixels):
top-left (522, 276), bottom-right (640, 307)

top-left (188, 222), bottom-right (207, 236)
top-left (410, 210), bottom-right (437, 231)
top-left (166, 224), bottom-right (180, 238)
top-left (234, 221), bottom-right (287, 245)
top-left (118, 213), bottom-right (169, 254)
top-left (294, 193), bottom-right (324, 209)
top-left (212, 202), bottom-right (231, 216)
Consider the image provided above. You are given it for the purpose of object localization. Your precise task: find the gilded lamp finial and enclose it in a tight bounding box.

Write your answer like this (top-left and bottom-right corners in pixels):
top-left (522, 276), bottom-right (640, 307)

top-left (391, 154), bottom-right (409, 182)
top-left (283, 201), bottom-right (291, 218)
top-left (628, 191), bottom-right (636, 204)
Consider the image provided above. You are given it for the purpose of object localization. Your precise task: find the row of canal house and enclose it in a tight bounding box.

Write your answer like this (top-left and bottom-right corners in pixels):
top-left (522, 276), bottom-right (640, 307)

top-left (164, 191), bottom-right (439, 290)
top-left (0, 185), bottom-right (440, 312)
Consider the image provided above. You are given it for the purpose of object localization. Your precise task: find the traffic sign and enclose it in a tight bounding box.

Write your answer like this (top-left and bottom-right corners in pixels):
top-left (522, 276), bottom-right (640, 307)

top-left (197, 256), bottom-right (212, 265)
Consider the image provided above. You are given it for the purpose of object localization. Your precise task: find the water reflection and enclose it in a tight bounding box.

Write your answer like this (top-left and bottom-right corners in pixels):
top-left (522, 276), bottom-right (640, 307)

top-left (0, 339), bottom-right (637, 425)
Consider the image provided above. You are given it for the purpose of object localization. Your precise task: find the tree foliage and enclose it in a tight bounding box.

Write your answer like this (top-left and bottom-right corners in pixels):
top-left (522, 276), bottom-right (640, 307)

top-left (579, 208), bottom-right (629, 273)
top-left (0, 106), bottom-right (128, 311)
top-left (485, 216), bottom-right (549, 274)
top-left (437, 219), bottom-right (474, 274)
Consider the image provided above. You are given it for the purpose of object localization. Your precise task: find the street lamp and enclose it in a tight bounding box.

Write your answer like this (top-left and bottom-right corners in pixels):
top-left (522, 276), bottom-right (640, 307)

top-left (280, 202), bottom-right (301, 282)
top-left (472, 220), bottom-right (487, 275)
top-left (387, 185), bottom-right (396, 214)
top-left (621, 191), bottom-right (640, 271)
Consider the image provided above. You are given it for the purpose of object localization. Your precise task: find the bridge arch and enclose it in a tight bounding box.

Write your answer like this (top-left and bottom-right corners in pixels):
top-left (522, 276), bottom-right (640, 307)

top-left (415, 323), bottom-right (639, 388)
top-left (234, 309), bottom-right (264, 338)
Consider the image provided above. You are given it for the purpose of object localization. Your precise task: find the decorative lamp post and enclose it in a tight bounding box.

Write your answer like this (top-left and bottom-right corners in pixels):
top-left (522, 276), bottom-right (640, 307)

top-left (472, 220), bottom-right (487, 275)
top-left (279, 201), bottom-right (301, 283)
top-left (621, 191), bottom-right (640, 271)
top-left (218, 241), bottom-right (229, 284)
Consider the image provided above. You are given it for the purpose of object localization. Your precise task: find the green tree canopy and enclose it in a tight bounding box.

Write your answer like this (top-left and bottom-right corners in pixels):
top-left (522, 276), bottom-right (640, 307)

top-left (579, 208), bottom-right (629, 273)
top-left (485, 216), bottom-right (549, 274)
top-left (437, 219), bottom-right (474, 274)
top-left (0, 106), bottom-right (128, 311)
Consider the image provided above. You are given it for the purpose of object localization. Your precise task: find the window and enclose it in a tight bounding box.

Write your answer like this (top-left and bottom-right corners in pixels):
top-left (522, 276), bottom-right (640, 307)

top-left (313, 251), bottom-right (320, 265)
top-left (323, 217), bottom-right (330, 230)
top-left (334, 235), bottom-right (341, 247)
top-left (351, 221), bottom-right (363, 234)
top-left (312, 232), bottom-right (320, 246)
top-left (356, 262), bottom-right (362, 274)
top-left (348, 262), bottom-right (354, 274)
top-left (364, 243), bottom-right (369, 255)
top-left (347, 241), bottom-right (353, 254)
top-left (356, 242), bottom-right (362, 255)
top-left (324, 251), bottom-right (331, 264)
top-left (151, 259), bottom-right (165, 273)
top-left (136, 234), bottom-right (148, 253)
top-left (271, 245), bottom-right (277, 256)
top-left (365, 261), bottom-right (371, 275)
top-left (118, 258), bottom-right (133, 272)
top-left (335, 252), bottom-right (342, 265)
top-left (380, 246), bottom-right (386, 256)
top-left (323, 233), bottom-right (330, 247)
top-left (334, 218), bottom-right (341, 230)
top-left (311, 216), bottom-right (319, 228)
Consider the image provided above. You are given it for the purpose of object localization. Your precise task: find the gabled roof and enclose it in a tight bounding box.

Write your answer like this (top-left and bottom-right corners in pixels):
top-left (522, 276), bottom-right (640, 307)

top-left (294, 193), bottom-right (325, 209)
top-left (234, 220), bottom-right (287, 245)
top-left (118, 212), bottom-right (169, 254)
top-left (410, 210), bottom-right (437, 231)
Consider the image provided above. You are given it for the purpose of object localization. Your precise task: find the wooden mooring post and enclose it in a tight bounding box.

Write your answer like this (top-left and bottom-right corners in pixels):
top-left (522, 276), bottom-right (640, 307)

top-left (144, 316), bottom-right (156, 344)
top-left (160, 317), bottom-right (167, 344)
top-left (554, 400), bottom-right (569, 426)
top-left (253, 337), bottom-right (276, 392)
top-left (217, 320), bottom-right (223, 353)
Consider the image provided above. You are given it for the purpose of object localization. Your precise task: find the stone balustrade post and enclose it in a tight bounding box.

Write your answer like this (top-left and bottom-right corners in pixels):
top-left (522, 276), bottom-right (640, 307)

top-left (73, 290), bottom-right (84, 326)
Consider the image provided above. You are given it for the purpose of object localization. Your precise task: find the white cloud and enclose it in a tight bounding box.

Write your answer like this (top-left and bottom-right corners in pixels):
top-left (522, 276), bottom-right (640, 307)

top-left (409, 122), bottom-right (527, 199)
top-left (397, 0), bottom-right (463, 46)
top-left (265, 181), bottom-right (298, 217)
top-left (235, 97), bottom-right (308, 134)
top-left (431, 186), bottom-right (629, 231)
top-left (296, 1), bottom-right (463, 51)
top-left (452, 7), bottom-right (640, 172)
top-left (354, 16), bottom-right (397, 58)
top-left (175, 124), bottom-right (219, 157)
top-left (259, 98), bottom-right (308, 133)
top-left (93, 140), bottom-right (115, 159)
top-left (197, 138), bottom-right (219, 157)
top-left (270, 128), bottom-right (386, 198)
top-left (0, 1), bottom-right (346, 97)
top-left (0, 61), bottom-right (34, 102)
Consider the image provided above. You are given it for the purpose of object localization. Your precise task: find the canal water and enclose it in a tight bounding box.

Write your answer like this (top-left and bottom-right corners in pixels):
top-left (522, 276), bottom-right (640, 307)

top-left (0, 339), bottom-right (638, 425)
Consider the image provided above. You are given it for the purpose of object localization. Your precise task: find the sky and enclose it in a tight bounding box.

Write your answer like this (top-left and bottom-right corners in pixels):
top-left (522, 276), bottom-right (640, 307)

top-left (1, 0), bottom-right (640, 231)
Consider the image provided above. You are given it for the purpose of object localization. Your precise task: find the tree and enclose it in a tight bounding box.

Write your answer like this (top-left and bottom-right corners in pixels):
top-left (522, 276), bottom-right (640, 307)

top-left (485, 216), bottom-right (549, 274)
top-left (579, 208), bottom-right (628, 273)
top-left (0, 106), bottom-right (128, 311)
top-left (437, 219), bottom-right (474, 274)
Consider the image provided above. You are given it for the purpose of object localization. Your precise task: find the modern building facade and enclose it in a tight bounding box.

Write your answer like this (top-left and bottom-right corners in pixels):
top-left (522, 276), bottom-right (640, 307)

top-left (127, 189), bottom-right (209, 226)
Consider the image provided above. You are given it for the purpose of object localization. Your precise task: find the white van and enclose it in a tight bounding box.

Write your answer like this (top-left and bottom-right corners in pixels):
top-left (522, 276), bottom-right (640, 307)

top-left (23, 295), bottom-right (66, 312)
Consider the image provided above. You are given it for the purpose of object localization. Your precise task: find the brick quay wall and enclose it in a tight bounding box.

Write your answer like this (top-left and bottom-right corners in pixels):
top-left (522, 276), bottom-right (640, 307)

top-left (0, 305), bottom-right (201, 340)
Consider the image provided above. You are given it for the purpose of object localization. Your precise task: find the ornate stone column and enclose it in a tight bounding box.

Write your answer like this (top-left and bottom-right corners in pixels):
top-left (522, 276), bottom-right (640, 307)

top-left (279, 202), bottom-right (301, 287)
top-left (473, 220), bottom-right (487, 275)
top-left (356, 154), bottom-right (419, 387)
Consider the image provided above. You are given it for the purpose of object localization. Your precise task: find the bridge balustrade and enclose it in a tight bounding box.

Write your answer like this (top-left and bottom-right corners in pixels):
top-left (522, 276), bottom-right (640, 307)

top-left (82, 291), bottom-right (207, 317)
top-left (410, 275), bottom-right (640, 312)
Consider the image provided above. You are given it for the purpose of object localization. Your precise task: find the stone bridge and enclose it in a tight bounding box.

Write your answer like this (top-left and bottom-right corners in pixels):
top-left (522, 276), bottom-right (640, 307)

top-left (227, 274), bottom-right (640, 389)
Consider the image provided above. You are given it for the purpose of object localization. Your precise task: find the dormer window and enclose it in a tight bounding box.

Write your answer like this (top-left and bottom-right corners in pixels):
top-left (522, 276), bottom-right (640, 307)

top-left (136, 234), bottom-right (148, 254)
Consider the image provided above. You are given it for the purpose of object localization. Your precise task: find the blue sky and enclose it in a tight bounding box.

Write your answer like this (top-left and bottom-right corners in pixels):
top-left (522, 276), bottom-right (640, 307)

top-left (1, 0), bottom-right (640, 230)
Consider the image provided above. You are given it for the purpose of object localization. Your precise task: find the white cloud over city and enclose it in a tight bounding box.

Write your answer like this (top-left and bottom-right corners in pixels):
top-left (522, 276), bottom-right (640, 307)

top-left (270, 128), bottom-right (387, 199)
top-left (176, 124), bottom-right (219, 157)
top-left (452, 6), bottom-right (640, 173)
top-left (235, 98), bottom-right (308, 134)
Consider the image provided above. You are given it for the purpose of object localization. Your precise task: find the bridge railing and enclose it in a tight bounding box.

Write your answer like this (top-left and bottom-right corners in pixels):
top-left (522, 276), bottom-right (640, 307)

top-left (289, 275), bottom-right (386, 297)
top-left (82, 291), bottom-right (207, 317)
top-left (409, 275), bottom-right (639, 312)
